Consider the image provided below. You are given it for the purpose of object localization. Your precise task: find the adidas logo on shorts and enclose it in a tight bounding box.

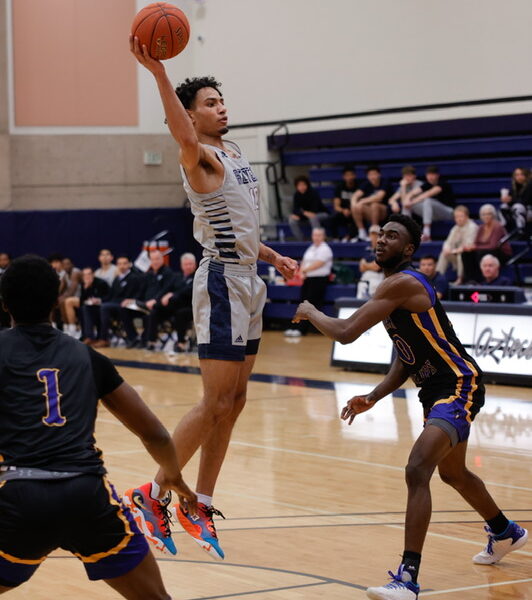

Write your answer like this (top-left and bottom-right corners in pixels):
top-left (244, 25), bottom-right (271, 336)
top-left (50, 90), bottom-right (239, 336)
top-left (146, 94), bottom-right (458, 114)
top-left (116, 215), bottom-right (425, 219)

top-left (234, 335), bottom-right (243, 343)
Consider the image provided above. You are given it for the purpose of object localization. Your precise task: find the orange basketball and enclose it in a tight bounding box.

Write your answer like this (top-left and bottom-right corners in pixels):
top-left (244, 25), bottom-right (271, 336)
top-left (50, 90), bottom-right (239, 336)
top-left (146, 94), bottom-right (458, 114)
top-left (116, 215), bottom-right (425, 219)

top-left (131, 2), bottom-right (190, 60)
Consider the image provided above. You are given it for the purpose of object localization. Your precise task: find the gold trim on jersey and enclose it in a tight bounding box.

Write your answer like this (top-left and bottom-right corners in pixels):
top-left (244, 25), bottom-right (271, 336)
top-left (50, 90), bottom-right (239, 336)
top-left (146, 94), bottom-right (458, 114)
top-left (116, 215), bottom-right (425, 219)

top-left (411, 308), bottom-right (478, 423)
top-left (73, 477), bottom-right (134, 563)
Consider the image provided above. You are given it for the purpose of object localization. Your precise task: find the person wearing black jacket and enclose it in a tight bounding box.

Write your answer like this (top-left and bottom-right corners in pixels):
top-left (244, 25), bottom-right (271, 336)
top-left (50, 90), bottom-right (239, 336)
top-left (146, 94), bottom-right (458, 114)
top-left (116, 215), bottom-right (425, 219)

top-left (92, 255), bottom-right (141, 348)
top-left (149, 253), bottom-right (197, 351)
top-left (78, 268), bottom-right (109, 343)
top-left (121, 250), bottom-right (176, 348)
top-left (288, 175), bottom-right (329, 241)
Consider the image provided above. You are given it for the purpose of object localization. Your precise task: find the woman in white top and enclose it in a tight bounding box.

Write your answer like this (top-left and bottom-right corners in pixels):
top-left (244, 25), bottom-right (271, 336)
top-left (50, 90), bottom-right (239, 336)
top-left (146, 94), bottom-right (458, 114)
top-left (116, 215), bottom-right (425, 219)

top-left (285, 228), bottom-right (333, 337)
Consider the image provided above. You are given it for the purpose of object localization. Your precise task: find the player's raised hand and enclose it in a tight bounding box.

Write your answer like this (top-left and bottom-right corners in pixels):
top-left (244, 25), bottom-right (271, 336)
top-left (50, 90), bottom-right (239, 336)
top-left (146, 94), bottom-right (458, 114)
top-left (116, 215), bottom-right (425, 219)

top-left (292, 300), bottom-right (315, 323)
top-left (341, 395), bottom-right (377, 425)
top-left (274, 255), bottom-right (298, 280)
top-left (129, 34), bottom-right (164, 76)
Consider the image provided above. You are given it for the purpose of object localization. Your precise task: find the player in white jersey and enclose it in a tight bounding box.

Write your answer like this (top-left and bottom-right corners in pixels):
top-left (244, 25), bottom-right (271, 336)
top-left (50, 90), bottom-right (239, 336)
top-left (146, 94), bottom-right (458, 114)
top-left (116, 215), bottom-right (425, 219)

top-left (124, 36), bottom-right (298, 561)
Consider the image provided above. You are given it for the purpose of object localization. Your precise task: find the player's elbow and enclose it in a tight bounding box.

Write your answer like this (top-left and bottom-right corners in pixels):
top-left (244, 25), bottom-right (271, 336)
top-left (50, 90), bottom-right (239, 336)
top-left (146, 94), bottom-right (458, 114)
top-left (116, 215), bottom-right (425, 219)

top-left (338, 331), bottom-right (356, 345)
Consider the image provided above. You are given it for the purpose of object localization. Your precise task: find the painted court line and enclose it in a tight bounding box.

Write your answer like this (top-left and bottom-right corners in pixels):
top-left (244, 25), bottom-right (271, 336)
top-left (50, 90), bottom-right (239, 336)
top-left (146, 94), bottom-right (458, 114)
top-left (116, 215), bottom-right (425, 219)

top-left (231, 440), bottom-right (532, 492)
top-left (421, 577), bottom-right (532, 596)
top-left (387, 524), bottom-right (532, 557)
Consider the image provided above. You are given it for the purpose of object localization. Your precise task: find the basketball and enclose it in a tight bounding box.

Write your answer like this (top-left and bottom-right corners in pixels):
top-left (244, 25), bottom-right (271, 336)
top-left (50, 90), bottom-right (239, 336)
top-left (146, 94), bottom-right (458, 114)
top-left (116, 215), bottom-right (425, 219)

top-left (131, 2), bottom-right (190, 60)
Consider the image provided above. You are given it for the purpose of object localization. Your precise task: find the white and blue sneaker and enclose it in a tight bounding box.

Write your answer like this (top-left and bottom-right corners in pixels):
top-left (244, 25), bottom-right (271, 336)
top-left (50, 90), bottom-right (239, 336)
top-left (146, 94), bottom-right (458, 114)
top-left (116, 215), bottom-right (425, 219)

top-left (473, 521), bottom-right (528, 564)
top-left (366, 565), bottom-right (419, 599)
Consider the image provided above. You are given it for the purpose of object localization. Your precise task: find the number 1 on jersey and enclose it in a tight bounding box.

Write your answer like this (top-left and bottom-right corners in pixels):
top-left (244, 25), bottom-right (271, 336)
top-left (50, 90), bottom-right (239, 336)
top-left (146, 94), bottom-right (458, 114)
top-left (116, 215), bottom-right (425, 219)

top-left (37, 368), bottom-right (66, 427)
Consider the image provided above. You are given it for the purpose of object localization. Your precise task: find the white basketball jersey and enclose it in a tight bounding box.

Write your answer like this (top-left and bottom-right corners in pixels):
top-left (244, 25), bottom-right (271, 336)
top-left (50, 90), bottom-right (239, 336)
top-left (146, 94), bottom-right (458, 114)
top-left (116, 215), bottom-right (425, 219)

top-left (181, 141), bottom-right (260, 265)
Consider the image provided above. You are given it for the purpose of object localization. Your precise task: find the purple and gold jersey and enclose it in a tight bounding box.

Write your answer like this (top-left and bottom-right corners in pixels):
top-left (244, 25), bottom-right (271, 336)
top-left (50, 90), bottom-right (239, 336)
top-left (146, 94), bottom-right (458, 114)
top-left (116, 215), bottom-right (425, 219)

top-left (383, 268), bottom-right (484, 420)
top-left (0, 325), bottom-right (123, 475)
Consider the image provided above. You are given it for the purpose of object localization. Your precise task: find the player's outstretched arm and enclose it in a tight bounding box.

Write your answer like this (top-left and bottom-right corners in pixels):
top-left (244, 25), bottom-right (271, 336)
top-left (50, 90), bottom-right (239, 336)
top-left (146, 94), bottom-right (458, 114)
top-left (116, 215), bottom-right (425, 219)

top-left (341, 357), bottom-right (409, 425)
top-left (129, 35), bottom-right (200, 170)
top-left (259, 243), bottom-right (298, 279)
top-left (102, 382), bottom-right (197, 513)
top-left (293, 275), bottom-right (418, 344)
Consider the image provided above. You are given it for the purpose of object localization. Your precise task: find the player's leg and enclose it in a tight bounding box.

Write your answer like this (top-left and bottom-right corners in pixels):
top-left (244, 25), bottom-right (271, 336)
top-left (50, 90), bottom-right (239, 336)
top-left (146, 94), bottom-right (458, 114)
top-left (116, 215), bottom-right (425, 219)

top-left (196, 353), bottom-right (256, 496)
top-left (367, 424), bottom-right (453, 599)
top-left (169, 357), bottom-right (246, 561)
top-left (438, 442), bottom-right (528, 564)
top-left (103, 552), bottom-right (170, 600)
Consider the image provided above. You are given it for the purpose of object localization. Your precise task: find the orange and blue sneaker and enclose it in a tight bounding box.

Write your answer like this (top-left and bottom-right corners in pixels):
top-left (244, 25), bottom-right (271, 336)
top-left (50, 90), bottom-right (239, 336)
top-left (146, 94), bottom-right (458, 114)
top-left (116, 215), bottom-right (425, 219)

top-left (173, 502), bottom-right (225, 561)
top-left (123, 482), bottom-right (177, 556)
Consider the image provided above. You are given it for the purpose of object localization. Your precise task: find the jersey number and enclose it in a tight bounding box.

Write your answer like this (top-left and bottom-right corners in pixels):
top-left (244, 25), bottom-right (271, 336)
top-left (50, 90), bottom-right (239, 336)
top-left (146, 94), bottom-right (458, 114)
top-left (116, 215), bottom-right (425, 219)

top-left (37, 368), bottom-right (66, 427)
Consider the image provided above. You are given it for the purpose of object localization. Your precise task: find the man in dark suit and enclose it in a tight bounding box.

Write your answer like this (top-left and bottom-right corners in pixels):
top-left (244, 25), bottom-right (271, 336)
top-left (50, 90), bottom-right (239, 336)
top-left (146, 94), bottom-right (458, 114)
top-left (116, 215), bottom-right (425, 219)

top-left (92, 255), bottom-right (141, 349)
top-left (149, 253), bottom-right (197, 352)
top-left (120, 250), bottom-right (176, 349)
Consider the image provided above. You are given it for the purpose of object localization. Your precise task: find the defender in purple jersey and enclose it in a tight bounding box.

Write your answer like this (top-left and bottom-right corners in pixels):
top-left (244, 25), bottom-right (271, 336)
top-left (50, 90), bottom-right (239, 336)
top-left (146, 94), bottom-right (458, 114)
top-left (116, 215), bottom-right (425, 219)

top-left (293, 215), bottom-right (527, 600)
top-left (0, 256), bottom-right (196, 599)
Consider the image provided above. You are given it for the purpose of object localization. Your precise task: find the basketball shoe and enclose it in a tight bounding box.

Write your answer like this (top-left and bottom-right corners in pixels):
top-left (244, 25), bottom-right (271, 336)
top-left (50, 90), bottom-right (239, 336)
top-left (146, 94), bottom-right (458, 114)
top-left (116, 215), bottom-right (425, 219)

top-left (123, 482), bottom-right (177, 556)
top-left (366, 565), bottom-right (419, 599)
top-left (173, 502), bottom-right (225, 561)
top-left (473, 521), bottom-right (528, 564)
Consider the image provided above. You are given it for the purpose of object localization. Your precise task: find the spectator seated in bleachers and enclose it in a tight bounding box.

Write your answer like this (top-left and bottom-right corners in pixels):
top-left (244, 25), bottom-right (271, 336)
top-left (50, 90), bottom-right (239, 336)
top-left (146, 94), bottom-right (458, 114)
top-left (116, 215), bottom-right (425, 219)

top-left (462, 203), bottom-right (512, 284)
top-left (436, 205), bottom-right (478, 284)
top-left (91, 254), bottom-right (141, 348)
top-left (350, 164), bottom-right (393, 241)
top-left (94, 248), bottom-right (118, 287)
top-left (418, 255), bottom-right (448, 300)
top-left (58, 256), bottom-right (81, 336)
top-left (0, 252), bottom-right (11, 276)
top-left (77, 267), bottom-right (110, 343)
top-left (499, 167), bottom-right (531, 236)
top-left (285, 227), bottom-right (333, 338)
top-left (0, 252), bottom-right (11, 328)
top-left (478, 254), bottom-right (513, 286)
top-left (289, 175), bottom-right (329, 241)
top-left (402, 165), bottom-right (455, 241)
top-left (356, 224), bottom-right (383, 299)
top-left (388, 165), bottom-right (423, 215)
top-left (63, 265), bottom-right (107, 339)
top-left (121, 249), bottom-right (176, 349)
top-left (324, 165), bottom-right (358, 241)
top-left (149, 252), bottom-right (197, 352)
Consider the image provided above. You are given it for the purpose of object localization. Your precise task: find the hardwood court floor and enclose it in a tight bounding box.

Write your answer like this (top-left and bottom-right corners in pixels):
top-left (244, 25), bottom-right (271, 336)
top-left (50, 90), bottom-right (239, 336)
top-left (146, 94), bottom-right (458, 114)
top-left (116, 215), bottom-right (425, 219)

top-left (10, 333), bottom-right (532, 599)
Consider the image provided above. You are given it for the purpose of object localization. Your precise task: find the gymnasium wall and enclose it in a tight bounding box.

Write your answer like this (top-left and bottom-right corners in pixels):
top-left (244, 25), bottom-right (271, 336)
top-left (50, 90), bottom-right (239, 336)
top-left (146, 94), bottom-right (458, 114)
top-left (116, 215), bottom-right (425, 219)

top-left (1, 0), bottom-right (532, 215)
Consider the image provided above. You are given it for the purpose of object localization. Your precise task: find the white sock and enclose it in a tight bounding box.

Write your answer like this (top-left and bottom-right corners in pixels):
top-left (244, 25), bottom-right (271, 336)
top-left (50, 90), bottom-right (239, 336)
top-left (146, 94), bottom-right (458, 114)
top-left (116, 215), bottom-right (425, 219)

top-left (150, 480), bottom-right (170, 501)
top-left (423, 225), bottom-right (431, 237)
top-left (196, 493), bottom-right (212, 507)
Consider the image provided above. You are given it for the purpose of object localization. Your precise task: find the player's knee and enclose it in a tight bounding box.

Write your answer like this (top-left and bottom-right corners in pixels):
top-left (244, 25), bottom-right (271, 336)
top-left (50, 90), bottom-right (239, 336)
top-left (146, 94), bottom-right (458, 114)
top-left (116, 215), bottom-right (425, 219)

top-left (209, 394), bottom-right (236, 423)
top-left (405, 461), bottom-right (431, 488)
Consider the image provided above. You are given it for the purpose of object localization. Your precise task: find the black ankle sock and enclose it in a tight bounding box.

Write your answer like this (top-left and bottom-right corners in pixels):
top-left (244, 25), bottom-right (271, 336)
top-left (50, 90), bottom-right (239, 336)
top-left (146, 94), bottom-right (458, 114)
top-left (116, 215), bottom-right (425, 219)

top-left (401, 551), bottom-right (421, 584)
top-left (487, 511), bottom-right (510, 536)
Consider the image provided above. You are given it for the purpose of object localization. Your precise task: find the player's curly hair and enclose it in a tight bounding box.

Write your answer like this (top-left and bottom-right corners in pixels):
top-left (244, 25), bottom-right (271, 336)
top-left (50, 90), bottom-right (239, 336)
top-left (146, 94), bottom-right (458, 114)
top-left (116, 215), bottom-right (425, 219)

top-left (387, 214), bottom-right (422, 253)
top-left (1, 255), bottom-right (59, 323)
top-left (175, 76), bottom-right (222, 109)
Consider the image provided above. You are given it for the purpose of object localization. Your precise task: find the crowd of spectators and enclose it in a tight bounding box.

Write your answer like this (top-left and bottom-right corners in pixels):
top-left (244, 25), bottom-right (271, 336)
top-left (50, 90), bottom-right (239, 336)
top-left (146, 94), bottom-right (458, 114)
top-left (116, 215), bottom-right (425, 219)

top-left (285, 163), bottom-right (531, 301)
top-left (0, 248), bottom-right (198, 353)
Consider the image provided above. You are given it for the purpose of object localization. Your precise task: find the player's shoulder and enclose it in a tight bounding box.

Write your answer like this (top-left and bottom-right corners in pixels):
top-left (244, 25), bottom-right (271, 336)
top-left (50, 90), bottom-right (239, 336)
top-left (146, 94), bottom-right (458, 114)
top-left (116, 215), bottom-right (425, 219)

top-left (376, 270), bottom-right (425, 297)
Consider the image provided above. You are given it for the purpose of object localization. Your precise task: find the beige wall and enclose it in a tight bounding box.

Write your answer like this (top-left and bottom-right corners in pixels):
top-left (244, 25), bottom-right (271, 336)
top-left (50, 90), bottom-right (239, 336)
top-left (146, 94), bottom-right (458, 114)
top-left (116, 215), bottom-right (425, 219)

top-left (9, 134), bottom-right (187, 210)
top-left (0, 1), bottom-right (10, 209)
top-left (12, 0), bottom-right (137, 126)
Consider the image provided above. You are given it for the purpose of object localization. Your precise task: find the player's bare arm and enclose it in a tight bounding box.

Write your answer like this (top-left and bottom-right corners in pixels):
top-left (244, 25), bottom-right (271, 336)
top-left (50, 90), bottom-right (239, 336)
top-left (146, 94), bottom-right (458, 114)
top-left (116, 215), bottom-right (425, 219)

top-left (259, 243), bottom-right (298, 279)
top-left (129, 35), bottom-right (224, 194)
top-left (102, 382), bottom-right (197, 513)
top-left (293, 273), bottom-right (431, 344)
top-left (341, 356), bottom-right (409, 425)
